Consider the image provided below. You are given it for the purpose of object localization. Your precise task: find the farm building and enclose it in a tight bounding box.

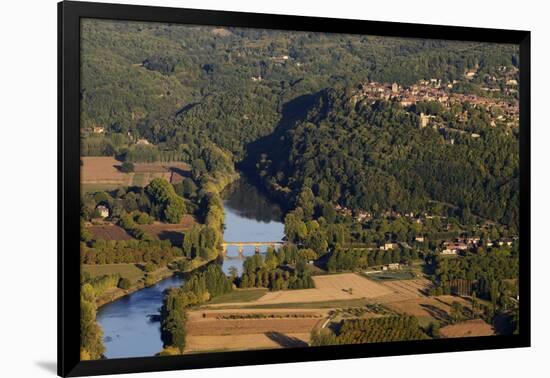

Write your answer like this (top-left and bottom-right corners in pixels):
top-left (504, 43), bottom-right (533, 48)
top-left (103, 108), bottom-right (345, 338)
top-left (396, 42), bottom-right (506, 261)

top-left (96, 205), bottom-right (109, 218)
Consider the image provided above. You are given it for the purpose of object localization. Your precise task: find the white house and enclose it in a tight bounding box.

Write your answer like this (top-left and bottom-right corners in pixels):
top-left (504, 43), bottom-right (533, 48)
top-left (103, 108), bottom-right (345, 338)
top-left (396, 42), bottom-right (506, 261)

top-left (96, 205), bottom-right (109, 218)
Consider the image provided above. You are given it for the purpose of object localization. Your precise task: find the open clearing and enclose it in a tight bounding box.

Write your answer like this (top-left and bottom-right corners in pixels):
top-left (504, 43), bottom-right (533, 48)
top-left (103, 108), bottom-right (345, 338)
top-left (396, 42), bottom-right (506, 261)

top-left (366, 278), bottom-right (472, 323)
top-left (185, 333), bottom-right (309, 353)
top-left (81, 157), bottom-right (191, 190)
top-left (86, 215), bottom-right (196, 245)
top-left (186, 317), bottom-right (323, 336)
top-left (81, 157), bottom-right (129, 184)
top-left (187, 274), bottom-right (489, 352)
top-left (365, 270), bottom-right (417, 281)
top-left (383, 295), bottom-right (471, 322)
top-left (374, 279), bottom-right (433, 302)
top-left (440, 319), bottom-right (494, 338)
top-left (138, 215), bottom-right (196, 245)
top-left (206, 288), bottom-right (268, 304)
top-left (82, 263), bottom-right (144, 283)
top-left (208, 273), bottom-right (392, 307)
top-left (88, 224), bottom-right (133, 241)
top-left (185, 308), bottom-right (325, 352)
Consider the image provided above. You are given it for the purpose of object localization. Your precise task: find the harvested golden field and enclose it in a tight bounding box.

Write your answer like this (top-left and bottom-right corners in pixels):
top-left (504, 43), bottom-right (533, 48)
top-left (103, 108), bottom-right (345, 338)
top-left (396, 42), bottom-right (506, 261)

top-left (440, 319), bottom-right (494, 338)
top-left (208, 273), bottom-right (393, 307)
top-left (383, 295), bottom-right (470, 321)
top-left (81, 156), bottom-right (128, 184)
top-left (368, 278), bottom-right (470, 321)
top-left (186, 317), bottom-right (323, 336)
top-left (185, 308), bottom-right (323, 352)
top-left (81, 157), bottom-right (190, 188)
top-left (185, 333), bottom-right (309, 353)
top-left (374, 279), bottom-right (434, 303)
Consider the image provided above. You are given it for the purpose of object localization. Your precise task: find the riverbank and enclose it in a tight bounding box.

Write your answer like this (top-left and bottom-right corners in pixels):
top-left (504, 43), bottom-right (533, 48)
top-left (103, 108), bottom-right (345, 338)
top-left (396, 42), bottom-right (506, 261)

top-left (90, 257), bottom-right (216, 308)
top-left (92, 170), bottom-right (241, 308)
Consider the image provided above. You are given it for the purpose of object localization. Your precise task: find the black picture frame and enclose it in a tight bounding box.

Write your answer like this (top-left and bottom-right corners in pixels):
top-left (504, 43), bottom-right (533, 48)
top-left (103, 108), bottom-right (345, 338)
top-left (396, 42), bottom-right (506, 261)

top-left (58, 1), bottom-right (531, 376)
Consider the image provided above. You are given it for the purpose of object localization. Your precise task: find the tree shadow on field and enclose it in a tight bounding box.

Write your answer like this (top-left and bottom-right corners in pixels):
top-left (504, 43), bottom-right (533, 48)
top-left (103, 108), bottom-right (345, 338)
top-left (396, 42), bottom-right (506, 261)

top-left (265, 332), bottom-right (308, 348)
top-left (420, 304), bottom-right (451, 323)
top-left (157, 231), bottom-right (183, 246)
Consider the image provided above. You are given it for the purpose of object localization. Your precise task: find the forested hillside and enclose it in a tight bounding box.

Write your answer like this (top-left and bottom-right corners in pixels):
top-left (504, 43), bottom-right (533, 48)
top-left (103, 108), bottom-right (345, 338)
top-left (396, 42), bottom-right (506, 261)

top-left (81, 19), bottom-right (519, 229)
top-left (81, 19), bottom-right (518, 160)
top-left (252, 88), bottom-right (519, 229)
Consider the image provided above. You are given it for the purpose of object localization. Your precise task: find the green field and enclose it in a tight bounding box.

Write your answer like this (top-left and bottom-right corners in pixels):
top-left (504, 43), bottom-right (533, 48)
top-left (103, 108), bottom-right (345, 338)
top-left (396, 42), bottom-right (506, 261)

top-left (206, 288), bottom-right (268, 304)
top-left (364, 270), bottom-right (417, 281)
top-left (82, 263), bottom-right (144, 284)
top-left (130, 173), bottom-right (148, 187)
top-left (81, 183), bottom-right (125, 193)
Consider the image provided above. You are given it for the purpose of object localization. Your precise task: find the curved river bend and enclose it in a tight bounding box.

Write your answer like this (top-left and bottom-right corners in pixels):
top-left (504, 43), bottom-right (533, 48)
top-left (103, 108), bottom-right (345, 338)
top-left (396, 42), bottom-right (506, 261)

top-left (97, 177), bottom-right (284, 359)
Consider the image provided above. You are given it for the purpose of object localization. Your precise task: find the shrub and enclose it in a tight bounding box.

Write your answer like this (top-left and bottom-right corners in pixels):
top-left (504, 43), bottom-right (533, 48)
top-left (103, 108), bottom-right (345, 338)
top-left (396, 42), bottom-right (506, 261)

top-left (120, 161), bottom-right (135, 173)
top-left (118, 277), bottom-right (131, 290)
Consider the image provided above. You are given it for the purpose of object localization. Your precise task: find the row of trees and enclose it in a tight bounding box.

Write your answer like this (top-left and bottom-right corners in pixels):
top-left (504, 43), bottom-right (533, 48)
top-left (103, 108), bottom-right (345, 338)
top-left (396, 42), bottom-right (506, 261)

top-left (80, 284), bottom-right (105, 360)
top-left (181, 225), bottom-right (218, 261)
top-left (80, 239), bottom-right (182, 265)
top-left (310, 316), bottom-right (428, 346)
top-left (326, 246), bottom-right (420, 272)
top-left (238, 250), bottom-right (314, 290)
top-left (118, 213), bottom-right (154, 240)
top-left (161, 265), bottom-right (232, 353)
top-left (81, 271), bottom-right (121, 297)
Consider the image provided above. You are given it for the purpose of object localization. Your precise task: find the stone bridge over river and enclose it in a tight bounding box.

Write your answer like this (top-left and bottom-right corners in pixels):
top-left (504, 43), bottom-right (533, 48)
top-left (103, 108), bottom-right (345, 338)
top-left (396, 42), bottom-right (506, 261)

top-left (221, 241), bottom-right (285, 256)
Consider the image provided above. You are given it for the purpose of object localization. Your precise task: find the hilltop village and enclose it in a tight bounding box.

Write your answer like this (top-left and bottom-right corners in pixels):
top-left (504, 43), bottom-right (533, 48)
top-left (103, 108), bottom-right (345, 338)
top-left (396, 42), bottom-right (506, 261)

top-left (352, 69), bottom-right (518, 130)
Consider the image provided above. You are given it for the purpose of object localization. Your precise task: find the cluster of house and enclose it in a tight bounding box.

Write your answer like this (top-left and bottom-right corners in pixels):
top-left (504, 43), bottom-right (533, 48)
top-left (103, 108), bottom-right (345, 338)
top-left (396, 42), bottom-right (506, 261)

top-left (440, 236), bottom-right (515, 255)
top-left (334, 205), bottom-right (447, 227)
top-left (351, 77), bottom-right (519, 129)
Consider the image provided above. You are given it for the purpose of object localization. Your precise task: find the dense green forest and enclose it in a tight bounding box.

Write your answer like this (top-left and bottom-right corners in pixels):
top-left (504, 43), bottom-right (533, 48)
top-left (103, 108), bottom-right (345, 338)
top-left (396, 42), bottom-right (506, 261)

top-left (81, 19), bottom-right (518, 164)
top-left (81, 19), bottom-right (518, 229)
top-left (238, 247), bottom-right (315, 290)
top-left (430, 246), bottom-right (519, 307)
top-left (253, 89), bottom-right (519, 229)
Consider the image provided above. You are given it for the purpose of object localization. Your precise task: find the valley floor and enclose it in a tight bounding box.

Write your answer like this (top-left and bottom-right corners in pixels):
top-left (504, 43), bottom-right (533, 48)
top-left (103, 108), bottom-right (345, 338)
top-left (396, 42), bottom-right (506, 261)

top-left (184, 273), bottom-right (494, 353)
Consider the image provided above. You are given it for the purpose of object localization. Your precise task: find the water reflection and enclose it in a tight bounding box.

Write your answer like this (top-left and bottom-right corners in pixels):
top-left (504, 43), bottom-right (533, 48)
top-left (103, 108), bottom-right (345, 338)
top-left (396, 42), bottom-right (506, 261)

top-left (96, 275), bottom-right (184, 359)
top-left (223, 178), bottom-right (283, 223)
top-left (221, 177), bottom-right (285, 275)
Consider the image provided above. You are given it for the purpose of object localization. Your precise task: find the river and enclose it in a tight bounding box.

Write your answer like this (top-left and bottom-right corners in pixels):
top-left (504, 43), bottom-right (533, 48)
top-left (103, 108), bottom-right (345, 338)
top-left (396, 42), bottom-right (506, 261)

top-left (97, 176), bottom-right (285, 359)
top-left (220, 177), bottom-right (285, 275)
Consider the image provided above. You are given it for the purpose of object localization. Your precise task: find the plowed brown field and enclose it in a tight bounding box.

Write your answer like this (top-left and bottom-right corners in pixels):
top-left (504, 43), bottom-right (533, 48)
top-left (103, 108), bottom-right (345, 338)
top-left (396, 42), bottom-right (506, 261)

top-left (440, 319), bottom-right (494, 338)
